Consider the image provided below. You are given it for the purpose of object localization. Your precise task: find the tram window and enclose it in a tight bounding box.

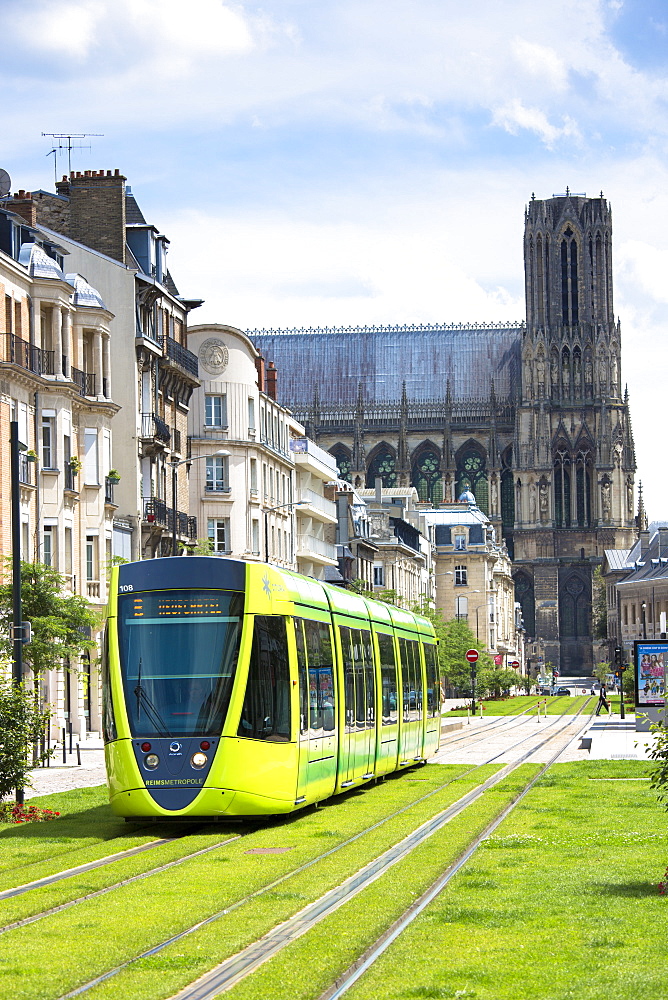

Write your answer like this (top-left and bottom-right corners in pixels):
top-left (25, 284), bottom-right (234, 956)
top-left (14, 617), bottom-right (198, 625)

top-left (101, 626), bottom-right (117, 743)
top-left (238, 615), bottom-right (291, 741)
top-left (400, 638), bottom-right (422, 722)
top-left (377, 632), bottom-right (398, 726)
top-left (423, 643), bottom-right (440, 718)
top-left (304, 620), bottom-right (335, 734)
top-left (354, 632), bottom-right (366, 730)
top-left (293, 619), bottom-right (309, 736)
top-left (339, 626), bottom-right (356, 733)
top-left (363, 630), bottom-right (375, 728)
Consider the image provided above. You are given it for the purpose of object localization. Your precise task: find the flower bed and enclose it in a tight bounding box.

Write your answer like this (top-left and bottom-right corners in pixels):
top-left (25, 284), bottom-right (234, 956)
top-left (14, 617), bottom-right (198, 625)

top-left (0, 801), bottom-right (60, 824)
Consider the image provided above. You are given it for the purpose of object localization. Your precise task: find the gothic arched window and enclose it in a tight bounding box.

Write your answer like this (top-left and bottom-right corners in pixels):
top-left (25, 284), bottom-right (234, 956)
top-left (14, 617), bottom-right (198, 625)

top-left (501, 447), bottom-right (515, 536)
top-left (560, 226), bottom-right (579, 326)
top-left (366, 448), bottom-right (397, 489)
top-left (412, 448), bottom-right (441, 504)
top-left (456, 447), bottom-right (488, 514)
top-left (330, 445), bottom-right (352, 483)
top-left (575, 450), bottom-right (592, 527)
top-left (559, 572), bottom-right (590, 638)
top-left (514, 571), bottom-right (535, 638)
top-left (554, 450), bottom-right (571, 527)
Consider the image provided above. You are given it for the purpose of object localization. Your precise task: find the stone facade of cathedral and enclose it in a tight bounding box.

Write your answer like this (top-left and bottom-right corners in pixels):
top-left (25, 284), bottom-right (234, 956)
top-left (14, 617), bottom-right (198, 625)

top-left (252, 192), bottom-right (637, 675)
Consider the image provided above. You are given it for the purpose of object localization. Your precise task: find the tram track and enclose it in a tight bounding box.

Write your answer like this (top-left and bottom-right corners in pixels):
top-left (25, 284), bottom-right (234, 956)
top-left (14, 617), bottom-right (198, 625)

top-left (47, 705), bottom-right (593, 1000)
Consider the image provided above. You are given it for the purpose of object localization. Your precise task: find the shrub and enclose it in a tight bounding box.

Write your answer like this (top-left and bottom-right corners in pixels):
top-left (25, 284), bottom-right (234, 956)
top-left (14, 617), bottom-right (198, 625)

top-left (0, 677), bottom-right (52, 800)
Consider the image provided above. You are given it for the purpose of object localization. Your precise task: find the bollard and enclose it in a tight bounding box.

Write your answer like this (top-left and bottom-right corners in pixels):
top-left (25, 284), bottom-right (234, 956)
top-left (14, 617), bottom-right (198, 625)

top-left (62, 727), bottom-right (66, 763)
top-left (479, 703), bottom-right (483, 719)
top-left (76, 743), bottom-right (81, 766)
top-left (467, 707), bottom-right (470, 725)
top-left (68, 722), bottom-right (73, 755)
top-left (46, 726), bottom-right (50, 767)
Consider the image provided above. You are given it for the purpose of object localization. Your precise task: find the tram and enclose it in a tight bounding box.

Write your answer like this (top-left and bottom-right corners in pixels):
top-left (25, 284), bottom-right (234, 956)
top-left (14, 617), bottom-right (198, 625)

top-left (102, 557), bottom-right (441, 818)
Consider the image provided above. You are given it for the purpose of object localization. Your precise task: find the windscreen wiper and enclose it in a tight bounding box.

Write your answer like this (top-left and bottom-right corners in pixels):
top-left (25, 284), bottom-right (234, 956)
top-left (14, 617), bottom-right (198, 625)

top-left (133, 658), bottom-right (172, 737)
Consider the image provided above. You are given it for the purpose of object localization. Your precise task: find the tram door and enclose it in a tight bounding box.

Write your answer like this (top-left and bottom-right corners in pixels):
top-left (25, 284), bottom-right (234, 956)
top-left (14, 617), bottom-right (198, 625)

top-left (295, 618), bottom-right (337, 803)
top-left (398, 636), bottom-right (424, 762)
top-left (338, 624), bottom-right (376, 786)
top-left (376, 630), bottom-right (400, 774)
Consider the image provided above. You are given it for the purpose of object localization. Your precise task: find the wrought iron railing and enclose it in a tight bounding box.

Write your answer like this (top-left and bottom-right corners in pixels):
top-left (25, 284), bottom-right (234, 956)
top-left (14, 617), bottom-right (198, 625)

top-left (164, 337), bottom-right (199, 378)
top-left (6, 334), bottom-right (55, 376)
top-left (105, 478), bottom-right (116, 504)
top-left (142, 499), bottom-right (196, 540)
top-left (71, 367), bottom-right (96, 397)
top-left (140, 412), bottom-right (171, 443)
top-left (18, 454), bottom-right (33, 485)
top-left (64, 466), bottom-right (77, 491)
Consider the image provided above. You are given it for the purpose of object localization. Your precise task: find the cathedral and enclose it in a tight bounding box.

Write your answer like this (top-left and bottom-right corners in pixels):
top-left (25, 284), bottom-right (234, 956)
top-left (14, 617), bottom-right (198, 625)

top-left (251, 192), bottom-right (637, 675)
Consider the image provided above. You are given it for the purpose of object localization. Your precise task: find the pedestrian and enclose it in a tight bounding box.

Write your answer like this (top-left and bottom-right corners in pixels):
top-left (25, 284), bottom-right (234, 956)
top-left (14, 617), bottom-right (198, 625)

top-left (595, 684), bottom-right (610, 716)
top-left (591, 686), bottom-right (595, 696)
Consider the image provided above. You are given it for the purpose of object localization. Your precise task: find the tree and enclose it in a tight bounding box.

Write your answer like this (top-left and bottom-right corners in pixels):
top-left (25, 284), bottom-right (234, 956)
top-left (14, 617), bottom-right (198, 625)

top-left (0, 676), bottom-right (51, 799)
top-left (592, 566), bottom-right (608, 640)
top-left (477, 666), bottom-right (519, 699)
top-left (0, 561), bottom-right (99, 694)
top-left (593, 661), bottom-right (610, 685)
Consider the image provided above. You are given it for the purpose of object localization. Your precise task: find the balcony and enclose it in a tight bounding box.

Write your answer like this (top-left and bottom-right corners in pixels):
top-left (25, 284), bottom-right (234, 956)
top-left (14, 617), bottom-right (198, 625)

top-left (64, 466), bottom-right (78, 491)
top-left (140, 412), bottom-right (171, 444)
top-left (18, 454), bottom-right (34, 486)
top-left (142, 498), bottom-right (197, 540)
top-left (71, 367), bottom-right (97, 397)
top-left (164, 337), bottom-right (199, 379)
top-left (297, 488), bottom-right (337, 523)
top-left (5, 334), bottom-right (55, 376)
top-left (105, 478), bottom-right (117, 505)
top-left (295, 533), bottom-right (338, 565)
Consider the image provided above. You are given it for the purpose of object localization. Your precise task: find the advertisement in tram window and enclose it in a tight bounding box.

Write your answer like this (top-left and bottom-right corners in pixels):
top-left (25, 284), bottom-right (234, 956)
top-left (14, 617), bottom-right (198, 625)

top-left (634, 641), bottom-right (668, 708)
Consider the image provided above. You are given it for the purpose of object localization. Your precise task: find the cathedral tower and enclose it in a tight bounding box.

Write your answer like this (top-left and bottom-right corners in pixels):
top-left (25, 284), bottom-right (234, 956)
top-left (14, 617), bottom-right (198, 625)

top-left (513, 191), bottom-right (636, 675)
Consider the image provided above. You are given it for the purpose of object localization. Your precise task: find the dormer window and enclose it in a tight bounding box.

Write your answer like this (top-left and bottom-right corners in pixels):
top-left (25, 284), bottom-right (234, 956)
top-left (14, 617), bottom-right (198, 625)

top-left (454, 533), bottom-right (466, 550)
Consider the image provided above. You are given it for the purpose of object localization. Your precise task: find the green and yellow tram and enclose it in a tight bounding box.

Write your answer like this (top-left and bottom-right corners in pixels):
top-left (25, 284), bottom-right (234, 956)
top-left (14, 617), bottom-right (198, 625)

top-left (102, 557), bottom-right (441, 818)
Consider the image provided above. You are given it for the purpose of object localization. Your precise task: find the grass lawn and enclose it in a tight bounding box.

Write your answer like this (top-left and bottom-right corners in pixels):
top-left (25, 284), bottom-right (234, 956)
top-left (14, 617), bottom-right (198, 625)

top-left (445, 694), bottom-right (594, 717)
top-left (337, 759), bottom-right (667, 1000)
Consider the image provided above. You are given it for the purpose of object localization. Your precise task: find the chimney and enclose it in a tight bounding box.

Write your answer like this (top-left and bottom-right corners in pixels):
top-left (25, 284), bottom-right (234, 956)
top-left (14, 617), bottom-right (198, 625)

top-left (375, 477), bottom-right (383, 505)
top-left (63, 169), bottom-right (127, 263)
top-left (255, 354), bottom-right (266, 393)
top-left (639, 529), bottom-right (650, 557)
top-left (6, 191), bottom-right (37, 227)
top-left (658, 526), bottom-right (668, 557)
top-left (266, 361), bottom-right (278, 400)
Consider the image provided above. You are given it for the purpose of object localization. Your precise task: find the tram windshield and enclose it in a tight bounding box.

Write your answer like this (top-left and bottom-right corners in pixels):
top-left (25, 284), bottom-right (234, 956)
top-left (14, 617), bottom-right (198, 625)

top-left (117, 589), bottom-right (244, 737)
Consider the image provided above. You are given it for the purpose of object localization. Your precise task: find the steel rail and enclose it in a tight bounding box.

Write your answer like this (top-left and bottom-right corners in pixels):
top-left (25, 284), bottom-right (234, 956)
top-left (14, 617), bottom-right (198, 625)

top-left (48, 705), bottom-right (592, 1000)
top-left (163, 709), bottom-right (593, 1000)
top-left (318, 710), bottom-right (596, 999)
top-left (0, 835), bottom-right (241, 935)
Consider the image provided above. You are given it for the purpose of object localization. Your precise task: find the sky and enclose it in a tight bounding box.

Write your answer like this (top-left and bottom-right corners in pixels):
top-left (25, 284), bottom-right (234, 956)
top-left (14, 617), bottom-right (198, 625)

top-left (1, 0), bottom-right (667, 517)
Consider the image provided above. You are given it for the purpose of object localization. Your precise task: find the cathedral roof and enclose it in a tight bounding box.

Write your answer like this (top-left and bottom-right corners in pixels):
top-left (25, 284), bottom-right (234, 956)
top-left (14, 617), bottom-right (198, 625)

top-left (250, 322), bottom-right (522, 406)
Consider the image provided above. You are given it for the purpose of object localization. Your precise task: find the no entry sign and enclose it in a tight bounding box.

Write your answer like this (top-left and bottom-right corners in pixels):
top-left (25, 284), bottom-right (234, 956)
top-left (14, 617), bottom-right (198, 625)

top-left (465, 649), bottom-right (479, 663)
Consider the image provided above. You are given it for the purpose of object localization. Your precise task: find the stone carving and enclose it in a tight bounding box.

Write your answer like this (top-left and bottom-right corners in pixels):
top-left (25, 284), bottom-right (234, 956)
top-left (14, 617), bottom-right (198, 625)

top-left (199, 338), bottom-right (229, 375)
top-left (539, 481), bottom-right (549, 523)
top-left (601, 481), bottom-right (611, 520)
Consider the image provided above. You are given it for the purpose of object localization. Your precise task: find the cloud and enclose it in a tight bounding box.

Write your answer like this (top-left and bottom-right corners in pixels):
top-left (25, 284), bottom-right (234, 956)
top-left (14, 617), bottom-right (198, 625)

top-left (512, 37), bottom-right (569, 92)
top-left (491, 100), bottom-right (581, 148)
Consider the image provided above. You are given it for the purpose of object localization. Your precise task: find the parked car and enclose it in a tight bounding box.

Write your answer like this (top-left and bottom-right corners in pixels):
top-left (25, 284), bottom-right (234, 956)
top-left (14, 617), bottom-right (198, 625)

top-left (539, 686), bottom-right (551, 695)
top-left (554, 686), bottom-right (571, 696)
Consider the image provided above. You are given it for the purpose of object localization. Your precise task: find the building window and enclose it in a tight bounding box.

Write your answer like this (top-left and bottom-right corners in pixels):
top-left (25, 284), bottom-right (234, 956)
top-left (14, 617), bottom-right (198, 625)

top-left (374, 565), bottom-right (385, 587)
top-left (366, 448), bottom-right (397, 489)
top-left (65, 527), bottom-right (73, 583)
top-left (43, 526), bottom-right (55, 568)
top-left (250, 458), bottom-right (258, 493)
top-left (41, 415), bottom-right (55, 469)
top-left (413, 449), bottom-right (441, 504)
top-left (86, 536), bottom-right (96, 581)
top-left (455, 595), bottom-right (468, 620)
top-left (455, 564), bottom-right (467, 586)
top-left (84, 429), bottom-right (99, 485)
top-left (252, 519), bottom-right (260, 555)
top-left (207, 518), bottom-right (230, 553)
top-left (205, 455), bottom-right (228, 492)
top-left (248, 397), bottom-right (255, 434)
top-left (205, 394), bottom-right (227, 428)
top-left (454, 533), bottom-right (466, 550)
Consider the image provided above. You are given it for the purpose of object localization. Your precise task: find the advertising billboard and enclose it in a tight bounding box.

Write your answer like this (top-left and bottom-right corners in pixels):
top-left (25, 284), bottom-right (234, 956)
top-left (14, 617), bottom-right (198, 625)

top-left (634, 641), bottom-right (668, 708)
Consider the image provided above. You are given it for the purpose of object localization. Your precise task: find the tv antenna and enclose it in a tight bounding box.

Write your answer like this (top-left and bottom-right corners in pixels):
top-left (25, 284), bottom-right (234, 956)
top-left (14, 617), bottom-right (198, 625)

top-left (42, 132), bottom-right (104, 179)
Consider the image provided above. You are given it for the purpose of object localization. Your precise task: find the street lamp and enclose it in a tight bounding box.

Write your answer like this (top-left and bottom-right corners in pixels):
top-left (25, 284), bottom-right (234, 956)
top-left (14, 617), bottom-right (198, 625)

top-left (170, 449), bottom-right (229, 556)
top-left (10, 421), bottom-right (25, 805)
top-left (264, 500), bottom-right (307, 564)
top-left (641, 601), bottom-right (647, 641)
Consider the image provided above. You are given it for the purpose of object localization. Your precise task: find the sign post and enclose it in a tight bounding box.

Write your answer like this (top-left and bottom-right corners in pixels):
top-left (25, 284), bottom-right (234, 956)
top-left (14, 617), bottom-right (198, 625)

top-left (466, 649), bottom-right (479, 715)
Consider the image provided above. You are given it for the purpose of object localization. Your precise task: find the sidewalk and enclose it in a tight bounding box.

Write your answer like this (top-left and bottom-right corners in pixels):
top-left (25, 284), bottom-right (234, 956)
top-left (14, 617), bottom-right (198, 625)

top-left (24, 746), bottom-right (107, 800)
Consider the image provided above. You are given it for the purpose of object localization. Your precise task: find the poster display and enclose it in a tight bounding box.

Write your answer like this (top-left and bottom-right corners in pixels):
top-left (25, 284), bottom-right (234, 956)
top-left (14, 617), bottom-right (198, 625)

top-left (634, 641), bottom-right (668, 708)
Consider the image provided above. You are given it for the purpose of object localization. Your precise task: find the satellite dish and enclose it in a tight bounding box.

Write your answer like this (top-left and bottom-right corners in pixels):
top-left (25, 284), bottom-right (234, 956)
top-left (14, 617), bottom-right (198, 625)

top-left (0, 169), bottom-right (11, 198)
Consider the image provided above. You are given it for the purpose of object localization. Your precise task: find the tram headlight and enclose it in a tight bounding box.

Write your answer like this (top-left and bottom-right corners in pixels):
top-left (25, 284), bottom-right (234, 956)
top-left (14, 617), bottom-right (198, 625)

top-left (191, 752), bottom-right (208, 769)
top-left (144, 753), bottom-right (160, 769)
